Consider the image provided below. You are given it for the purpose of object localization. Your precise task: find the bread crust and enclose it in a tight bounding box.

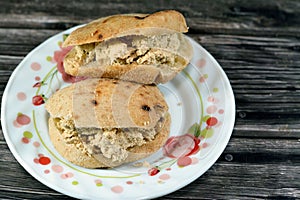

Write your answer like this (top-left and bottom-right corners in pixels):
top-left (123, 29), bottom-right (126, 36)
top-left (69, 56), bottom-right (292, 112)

top-left (62, 10), bottom-right (193, 84)
top-left (63, 10), bottom-right (188, 47)
top-left (45, 78), bottom-right (168, 129)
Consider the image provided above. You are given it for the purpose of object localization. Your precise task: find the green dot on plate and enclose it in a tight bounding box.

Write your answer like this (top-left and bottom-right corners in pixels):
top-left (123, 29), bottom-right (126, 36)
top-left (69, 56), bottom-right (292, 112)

top-left (23, 131), bottom-right (33, 139)
top-left (200, 128), bottom-right (214, 138)
top-left (72, 181), bottom-right (79, 185)
top-left (96, 183), bottom-right (103, 187)
top-left (213, 88), bottom-right (219, 93)
top-left (202, 115), bottom-right (210, 122)
top-left (46, 56), bottom-right (52, 62)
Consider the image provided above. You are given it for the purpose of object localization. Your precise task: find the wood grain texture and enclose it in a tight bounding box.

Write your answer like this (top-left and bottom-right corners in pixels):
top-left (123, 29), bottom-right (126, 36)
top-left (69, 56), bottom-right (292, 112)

top-left (0, 0), bottom-right (299, 199)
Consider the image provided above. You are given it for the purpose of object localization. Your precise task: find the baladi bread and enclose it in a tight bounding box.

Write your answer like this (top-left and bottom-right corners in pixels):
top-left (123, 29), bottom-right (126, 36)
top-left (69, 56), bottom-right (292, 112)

top-left (63, 10), bottom-right (188, 47)
top-left (62, 10), bottom-right (193, 84)
top-left (45, 78), bottom-right (170, 168)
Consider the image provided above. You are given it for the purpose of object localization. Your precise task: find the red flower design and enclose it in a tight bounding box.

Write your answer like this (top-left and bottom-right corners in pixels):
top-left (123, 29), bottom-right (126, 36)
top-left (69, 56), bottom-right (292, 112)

top-left (32, 95), bottom-right (45, 106)
top-left (33, 82), bottom-right (42, 88)
top-left (163, 134), bottom-right (200, 158)
top-left (53, 45), bottom-right (86, 83)
top-left (148, 167), bottom-right (160, 176)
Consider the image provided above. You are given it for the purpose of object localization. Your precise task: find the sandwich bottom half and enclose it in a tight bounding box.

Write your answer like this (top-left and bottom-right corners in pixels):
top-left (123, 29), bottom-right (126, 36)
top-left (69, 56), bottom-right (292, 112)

top-left (48, 113), bottom-right (171, 168)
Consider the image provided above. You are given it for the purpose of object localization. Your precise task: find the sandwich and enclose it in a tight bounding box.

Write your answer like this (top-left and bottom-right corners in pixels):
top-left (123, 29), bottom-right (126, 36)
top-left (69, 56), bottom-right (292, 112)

top-left (62, 10), bottom-right (193, 84)
top-left (45, 78), bottom-right (170, 168)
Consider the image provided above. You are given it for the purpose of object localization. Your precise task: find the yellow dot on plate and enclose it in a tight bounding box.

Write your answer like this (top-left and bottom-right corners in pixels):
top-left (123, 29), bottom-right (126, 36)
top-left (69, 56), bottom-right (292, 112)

top-left (46, 56), bottom-right (52, 62)
top-left (213, 88), bottom-right (219, 93)
top-left (72, 181), bottom-right (79, 185)
top-left (96, 183), bottom-right (103, 187)
top-left (23, 131), bottom-right (33, 139)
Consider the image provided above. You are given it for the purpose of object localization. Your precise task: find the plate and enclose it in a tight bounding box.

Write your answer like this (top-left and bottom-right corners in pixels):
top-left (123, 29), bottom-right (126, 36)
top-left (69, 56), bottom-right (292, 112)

top-left (1, 26), bottom-right (235, 199)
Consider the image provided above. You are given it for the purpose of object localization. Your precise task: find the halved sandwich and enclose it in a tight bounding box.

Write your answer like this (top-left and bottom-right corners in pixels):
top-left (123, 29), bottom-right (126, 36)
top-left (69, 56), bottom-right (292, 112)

top-left (63, 10), bottom-right (193, 84)
top-left (45, 78), bottom-right (170, 168)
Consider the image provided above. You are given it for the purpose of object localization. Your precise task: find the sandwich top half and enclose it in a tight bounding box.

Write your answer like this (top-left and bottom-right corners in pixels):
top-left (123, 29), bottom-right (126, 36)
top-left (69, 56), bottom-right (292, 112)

top-left (63, 10), bottom-right (193, 84)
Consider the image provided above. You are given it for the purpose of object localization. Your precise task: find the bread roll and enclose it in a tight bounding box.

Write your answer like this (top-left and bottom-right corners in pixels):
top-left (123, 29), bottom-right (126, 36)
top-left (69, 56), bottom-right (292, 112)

top-left (45, 78), bottom-right (170, 168)
top-left (63, 10), bottom-right (193, 84)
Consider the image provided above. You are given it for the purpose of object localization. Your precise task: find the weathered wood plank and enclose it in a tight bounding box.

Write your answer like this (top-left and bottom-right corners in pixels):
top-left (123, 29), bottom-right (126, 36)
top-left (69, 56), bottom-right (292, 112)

top-left (225, 138), bottom-right (300, 155)
top-left (0, 28), bottom-right (60, 45)
top-left (0, 55), bottom-right (23, 69)
top-left (163, 163), bottom-right (300, 199)
top-left (0, 0), bottom-right (299, 36)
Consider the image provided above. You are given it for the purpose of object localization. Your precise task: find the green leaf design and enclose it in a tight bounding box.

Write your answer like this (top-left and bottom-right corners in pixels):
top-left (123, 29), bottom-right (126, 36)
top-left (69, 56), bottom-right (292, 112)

top-left (200, 128), bottom-right (214, 138)
top-left (157, 159), bottom-right (177, 171)
top-left (63, 34), bottom-right (69, 41)
top-left (188, 123), bottom-right (201, 137)
top-left (202, 115), bottom-right (210, 122)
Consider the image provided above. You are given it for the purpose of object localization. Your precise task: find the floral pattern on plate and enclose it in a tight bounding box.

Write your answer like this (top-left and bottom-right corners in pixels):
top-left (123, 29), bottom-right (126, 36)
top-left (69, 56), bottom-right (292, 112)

top-left (1, 26), bottom-right (235, 199)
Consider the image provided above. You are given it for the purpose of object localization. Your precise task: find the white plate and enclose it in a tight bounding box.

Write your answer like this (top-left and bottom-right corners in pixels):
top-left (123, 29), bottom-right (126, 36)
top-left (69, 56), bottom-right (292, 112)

top-left (1, 26), bottom-right (235, 199)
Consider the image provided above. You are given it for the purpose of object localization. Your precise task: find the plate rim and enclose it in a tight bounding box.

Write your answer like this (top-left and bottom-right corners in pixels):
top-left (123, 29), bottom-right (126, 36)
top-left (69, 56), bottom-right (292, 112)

top-left (1, 27), bottom-right (236, 199)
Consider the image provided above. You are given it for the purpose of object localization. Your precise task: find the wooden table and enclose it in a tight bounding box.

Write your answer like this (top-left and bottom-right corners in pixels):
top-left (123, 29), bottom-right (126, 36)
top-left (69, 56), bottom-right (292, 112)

top-left (0, 0), bottom-right (299, 199)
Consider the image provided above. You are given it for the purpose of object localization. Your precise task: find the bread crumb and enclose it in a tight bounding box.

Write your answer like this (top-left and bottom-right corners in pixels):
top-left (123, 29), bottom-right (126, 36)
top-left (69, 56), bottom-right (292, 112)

top-left (133, 162), bottom-right (143, 167)
top-left (133, 161), bottom-right (152, 168)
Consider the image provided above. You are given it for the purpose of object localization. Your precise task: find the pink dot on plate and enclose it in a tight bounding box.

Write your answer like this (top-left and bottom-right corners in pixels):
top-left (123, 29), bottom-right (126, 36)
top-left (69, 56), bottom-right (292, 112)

top-left (199, 76), bottom-right (206, 83)
top-left (201, 143), bottom-right (209, 148)
top-left (60, 174), bottom-right (68, 179)
top-left (44, 169), bottom-right (50, 174)
top-left (13, 120), bottom-right (22, 128)
top-left (33, 141), bottom-right (40, 147)
top-left (16, 113), bottom-right (30, 125)
top-left (213, 98), bottom-right (219, 104)
top-left (177, 156), bottom-right (192, 167)
top-left (94, 179), bottom-right (102, 184)
top-left (159, 174), bottom-right (170, 180)
top-left (126, 181), bottom-right (133, 185)
top-left (31, 62), bottom-right (41, 71)
top-left (17, 92), bottom-right (26, 101)
top-left (191, 157), bottom-right (199, 165)
top-left (38, 153), bottom-right (44, 157)
top-left (206, 105), bottom-right (217, 114)
top-left (35, 76), bottom-right (41, 81)
top-left (61, 172), bottom-right (74, 179)
top-left (219, 109), bottom-right (224, 114)
top-left (215, 121), bottom-right (223, 128)
top-left (208, 96), bottom-right (215, 102)
top-left (196, 58), bottom-right (206, 68)
top-left (66, 172), bottom-right (74, 178)
top-left (52, 165), bottom-right (64, 173)
top-left (33, 158), bottom-right (39, 164)
top-left (111, 185), bottom-right (123, 193)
